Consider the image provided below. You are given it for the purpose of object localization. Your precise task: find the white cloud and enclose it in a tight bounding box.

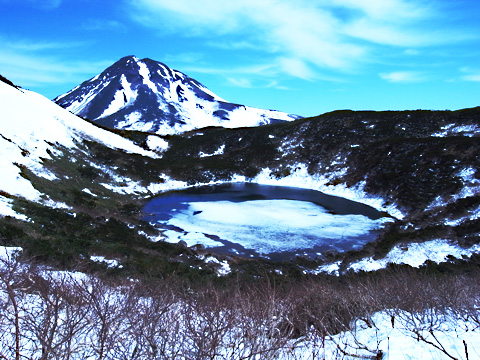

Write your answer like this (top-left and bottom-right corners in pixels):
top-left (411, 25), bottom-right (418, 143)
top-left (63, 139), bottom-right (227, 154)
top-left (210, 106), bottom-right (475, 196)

top-left (183, 63), bottom-right (277, 77)
top-left (379, 71), bottom-right (427, 83)
top-left (127, 0), bottom-right (459, 80)
top-left (277, 57), bottom-right (315, 80)
top-left (162, 52), bottom-right (204, 64)
top-left (404, 49), bottom-right (420, 56)
top-left (227, 78), bottom-right (253, 88)
top-left (4, 39), bottom-right (87, 52)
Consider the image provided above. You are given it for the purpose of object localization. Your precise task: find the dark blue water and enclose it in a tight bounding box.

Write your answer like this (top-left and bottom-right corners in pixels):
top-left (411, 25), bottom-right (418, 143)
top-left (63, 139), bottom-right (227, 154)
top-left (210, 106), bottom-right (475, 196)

top-left (144, 183), bottom-right (388, 260)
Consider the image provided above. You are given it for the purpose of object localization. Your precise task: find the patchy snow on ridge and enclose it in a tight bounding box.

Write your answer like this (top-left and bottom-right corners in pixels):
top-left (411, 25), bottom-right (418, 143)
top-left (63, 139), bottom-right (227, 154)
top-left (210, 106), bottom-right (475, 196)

top-left (433, 123), bottom-right (480, 137)
top-left (100, 173), bottom-right (189, 196)
top-left (350, 239), bottom-right (480, 272)
top-left (98, 75), bottom-right (138, 118)
top-left (428, 166), bottom-right (480, 211)
top-left (315, 239), bottom-right (480, 275)
top-left (136, 59), bottom-right (159, 93)
top-left (66, 80), bottom-right (111, 114)
top-left (199, 144), bottom-right (225, 157)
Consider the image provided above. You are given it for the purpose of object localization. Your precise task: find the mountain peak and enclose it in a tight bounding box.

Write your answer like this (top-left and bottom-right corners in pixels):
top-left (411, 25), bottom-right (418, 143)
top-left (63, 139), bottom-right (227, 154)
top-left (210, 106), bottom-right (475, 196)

top-left (55, 56), bottom-right (301, 135)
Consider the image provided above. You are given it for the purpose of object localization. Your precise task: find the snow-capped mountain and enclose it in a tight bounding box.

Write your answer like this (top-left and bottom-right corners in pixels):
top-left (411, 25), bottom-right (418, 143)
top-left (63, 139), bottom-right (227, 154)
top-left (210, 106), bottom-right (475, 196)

top-left (54, 56), bottom-right (301, 135)
top-left (0, 76), bottom-right (158, 218)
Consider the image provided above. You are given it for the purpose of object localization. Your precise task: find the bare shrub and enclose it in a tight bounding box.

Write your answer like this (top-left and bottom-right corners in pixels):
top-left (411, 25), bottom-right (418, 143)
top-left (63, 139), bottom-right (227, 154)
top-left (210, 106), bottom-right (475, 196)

top-left (0, 254), bottom-right (24, 360)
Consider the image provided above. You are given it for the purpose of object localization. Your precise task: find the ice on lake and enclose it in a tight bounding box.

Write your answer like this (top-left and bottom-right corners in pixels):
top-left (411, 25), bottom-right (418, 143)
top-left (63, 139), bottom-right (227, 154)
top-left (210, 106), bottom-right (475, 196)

top-left (158, 198), bottom-right (385, 258)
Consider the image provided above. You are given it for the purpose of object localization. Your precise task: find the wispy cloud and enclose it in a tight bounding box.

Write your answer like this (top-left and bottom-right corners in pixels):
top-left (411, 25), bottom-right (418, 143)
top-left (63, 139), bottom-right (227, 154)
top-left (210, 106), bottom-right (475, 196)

top-left (379, 71), bottom-right (428, 83)
top-left (15, 0), bottom-right (63, 10)
top-left (0, 37), bottom-right (111, 89)
top-left (126, 0), bottom-right (461, 81)
top-left (227, 78), bottom-right (253, 88)
top-left (162, 52), bottom-right (205, 64)
top-left (460, 67), bottom-right (480, 82)
top-left (4, 39), bottom-right (87, 52)
top-left (462, 74), bottom-right (480, 82)
top-left (82, 19), bottom-right (127, 32)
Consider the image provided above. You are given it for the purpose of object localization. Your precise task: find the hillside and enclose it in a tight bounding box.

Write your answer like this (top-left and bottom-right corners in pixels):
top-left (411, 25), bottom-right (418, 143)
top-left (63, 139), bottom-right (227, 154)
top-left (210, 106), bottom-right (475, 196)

top-left (2, 70), bottom-right (480, 275)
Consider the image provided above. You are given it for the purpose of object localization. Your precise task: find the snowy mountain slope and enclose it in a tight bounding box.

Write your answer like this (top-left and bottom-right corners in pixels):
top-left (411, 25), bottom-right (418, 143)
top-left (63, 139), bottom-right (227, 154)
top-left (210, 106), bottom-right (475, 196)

top-left (54, 56), bottom-right (301, 134)
top-left (0, 79), bottom-right (159, 217)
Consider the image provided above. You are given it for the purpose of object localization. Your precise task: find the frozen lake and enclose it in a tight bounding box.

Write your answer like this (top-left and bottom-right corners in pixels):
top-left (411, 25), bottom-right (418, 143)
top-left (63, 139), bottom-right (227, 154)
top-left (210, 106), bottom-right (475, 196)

top-left (143, 183), bottom-right (390, 260)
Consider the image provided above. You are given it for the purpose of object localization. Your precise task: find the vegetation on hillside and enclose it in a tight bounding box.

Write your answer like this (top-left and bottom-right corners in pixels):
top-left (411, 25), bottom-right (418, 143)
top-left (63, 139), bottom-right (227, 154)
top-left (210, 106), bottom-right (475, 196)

top-left (1, 107), bottom-right (480, 277)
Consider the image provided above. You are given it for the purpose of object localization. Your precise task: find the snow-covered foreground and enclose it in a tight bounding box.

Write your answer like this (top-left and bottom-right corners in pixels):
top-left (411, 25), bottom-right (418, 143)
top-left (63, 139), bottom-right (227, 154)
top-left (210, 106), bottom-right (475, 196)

top-left (1, 250), bottom-right (479, 359)
top-left (294, 311), bottom-right (480, 360)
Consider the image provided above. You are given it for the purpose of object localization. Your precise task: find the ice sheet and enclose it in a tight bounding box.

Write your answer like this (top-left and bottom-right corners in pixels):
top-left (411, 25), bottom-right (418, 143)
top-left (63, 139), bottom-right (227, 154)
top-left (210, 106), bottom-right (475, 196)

top-left (162, 199), bottom-right (383, 254)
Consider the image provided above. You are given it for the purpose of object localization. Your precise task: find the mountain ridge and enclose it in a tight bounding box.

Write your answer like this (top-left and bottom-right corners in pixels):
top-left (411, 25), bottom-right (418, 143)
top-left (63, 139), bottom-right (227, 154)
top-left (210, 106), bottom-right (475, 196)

top-left (55, 55), bottom-right (301, 135)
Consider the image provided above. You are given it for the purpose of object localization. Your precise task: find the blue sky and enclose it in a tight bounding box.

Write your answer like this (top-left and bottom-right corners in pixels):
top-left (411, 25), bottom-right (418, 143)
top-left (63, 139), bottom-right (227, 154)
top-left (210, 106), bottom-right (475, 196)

top-left (1, 0), bottom-right (479, 117)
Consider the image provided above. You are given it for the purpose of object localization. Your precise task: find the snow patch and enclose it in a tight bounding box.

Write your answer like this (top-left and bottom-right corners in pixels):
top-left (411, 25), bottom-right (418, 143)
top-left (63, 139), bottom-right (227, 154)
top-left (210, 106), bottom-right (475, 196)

top-left (162, 230), bottom-right (223, 248)
top-left (298, 310), bottom-right (480, 360)
top-left (146, 136), bottom-right (169, 152)
top-left (349, 239), bottom-right (480, 272)
top-left (82, 188), bottom-right (97, 197)
top-left (203, 256), bottom-right (232, 276)
top-left (433, 123), bottom-right (480, 137)
top-left (90, 255), bottom-right (122, 268)
top-left (136, 60), bottom-right (159, 93)
top-left (98, 75), bottom-right (137, 118)
top-left (0, 196), bottom-right (28, 220)
top-left (199, 145), bottom-right (225, 157)
top-left (0, 246), bottom-right (22, 262)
